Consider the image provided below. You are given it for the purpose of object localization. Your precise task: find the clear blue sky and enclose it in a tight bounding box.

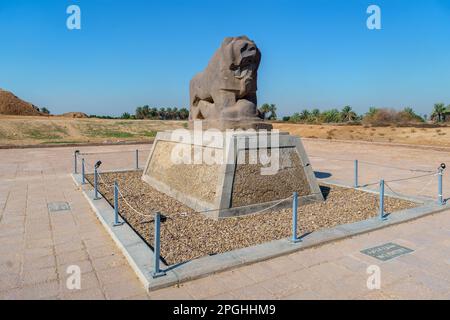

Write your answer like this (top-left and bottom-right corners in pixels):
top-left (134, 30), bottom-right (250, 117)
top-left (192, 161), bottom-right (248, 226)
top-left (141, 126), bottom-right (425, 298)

top-left (1, 0), bottom-right (450, 117)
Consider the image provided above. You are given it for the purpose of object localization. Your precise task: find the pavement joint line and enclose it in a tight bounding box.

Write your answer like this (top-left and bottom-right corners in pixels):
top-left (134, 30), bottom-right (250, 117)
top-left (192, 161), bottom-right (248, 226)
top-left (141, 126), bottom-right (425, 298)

top-left (71, 172), bottom-right (450, 292)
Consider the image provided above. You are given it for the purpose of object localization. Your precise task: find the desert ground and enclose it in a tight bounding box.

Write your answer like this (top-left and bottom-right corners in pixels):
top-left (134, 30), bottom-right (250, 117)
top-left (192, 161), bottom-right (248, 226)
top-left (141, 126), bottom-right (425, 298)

top-left (2, 115), bottom-right (450, 148)
top-left (0, 116), bottom-right (186, 146)
top-left (274, 123), bottom-right (450, 148)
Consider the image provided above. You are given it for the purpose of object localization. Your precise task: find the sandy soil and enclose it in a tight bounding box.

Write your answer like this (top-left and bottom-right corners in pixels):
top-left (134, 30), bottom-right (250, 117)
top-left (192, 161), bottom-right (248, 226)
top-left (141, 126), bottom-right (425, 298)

top-left (273, 123), bottom-right (450, 147)
top-left (3, 115), bottom-right (450, 148)
top-left (86, 170), bottom-right (416, 265)
top-left (0, 115), bottom-right (186, 146)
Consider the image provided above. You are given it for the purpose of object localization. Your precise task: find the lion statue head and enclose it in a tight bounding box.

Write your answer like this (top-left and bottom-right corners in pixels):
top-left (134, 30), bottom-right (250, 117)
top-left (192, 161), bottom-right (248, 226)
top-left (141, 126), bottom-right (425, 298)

top-left (189, 36), bottom-right (270, 130)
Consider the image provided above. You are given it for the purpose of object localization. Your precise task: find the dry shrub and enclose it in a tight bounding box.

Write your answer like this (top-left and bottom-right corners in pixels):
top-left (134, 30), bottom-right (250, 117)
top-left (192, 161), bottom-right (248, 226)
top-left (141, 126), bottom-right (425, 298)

top-left (363, 108), bottom-right (422, 127)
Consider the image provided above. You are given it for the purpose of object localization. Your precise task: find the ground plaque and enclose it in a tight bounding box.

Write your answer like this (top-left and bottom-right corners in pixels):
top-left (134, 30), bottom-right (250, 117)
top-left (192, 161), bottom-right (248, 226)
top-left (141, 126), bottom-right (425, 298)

top-left (361, 242), bottom-right (413, 261)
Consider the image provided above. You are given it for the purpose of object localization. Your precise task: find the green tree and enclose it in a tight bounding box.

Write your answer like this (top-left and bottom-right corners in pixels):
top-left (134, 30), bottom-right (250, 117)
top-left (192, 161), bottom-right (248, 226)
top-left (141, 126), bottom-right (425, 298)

top-left (178, 108), bottom-right (189, 120)
top-left (366, 107), bottom-right (379, 118)
top-left (135, 106), bottom-right (144, 119)
top-left (41, 107), bottom-right (50, 114)
top-left (259, 103), bottom-right (271, 119)
top-left (340, 106), bottom-right (357, 122)
top-left (159, 107), bottom-right (167, 120)
top-left (321, 109), bottom-right (341, 123)
top-left (300, 109), bottom-right (311, 121)
top-left (432, 103), bottom-right (446, 122)
top-left (311, 109), bottom-right (321, 122)
top-left (150, 107), bottom-right (158, 119)
top-left (267, 104), bottom-right (277, 120)
top-left (142, 105), bottom-right (150, 118)
top-left (289, 112), bottom-right (301, 122)
top-left (121, 112), bottom-right (131, 119)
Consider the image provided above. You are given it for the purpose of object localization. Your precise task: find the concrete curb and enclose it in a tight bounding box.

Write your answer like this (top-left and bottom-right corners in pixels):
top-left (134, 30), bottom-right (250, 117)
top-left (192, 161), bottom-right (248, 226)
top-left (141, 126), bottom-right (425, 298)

top-left (71, 172), bottom-right (450, 292)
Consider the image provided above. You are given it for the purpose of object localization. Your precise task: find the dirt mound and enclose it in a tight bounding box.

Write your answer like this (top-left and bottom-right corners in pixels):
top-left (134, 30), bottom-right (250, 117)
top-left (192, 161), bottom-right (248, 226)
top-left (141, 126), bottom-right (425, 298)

top-left (61, 112), bottom-right (88, 118)
top-left (0, 88), bottom-right (42, 116)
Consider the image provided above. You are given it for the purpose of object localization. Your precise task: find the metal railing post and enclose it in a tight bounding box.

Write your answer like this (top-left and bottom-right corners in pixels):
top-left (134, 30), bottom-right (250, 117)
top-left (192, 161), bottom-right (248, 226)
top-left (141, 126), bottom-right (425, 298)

top-left (135, 149), bottom-right (139, 170)
top-left (81, 158), bottom-right (86, 185)
top-left (152, 212), bottom-right (166, 278)
top-left (379, 179), bottom-right (387, 221)
top-left (113, 181), bottom-right (123, 227)
top-left (94, 165), bottom-right (99, 200)
top-left (354, 160), bottom-right (359, 188)
top-left (74, 150), bottom-right (79, 174)
top-left (291, 192), bottom-right (301, 243)
top-left (438, 168), bottom-right (444, 205)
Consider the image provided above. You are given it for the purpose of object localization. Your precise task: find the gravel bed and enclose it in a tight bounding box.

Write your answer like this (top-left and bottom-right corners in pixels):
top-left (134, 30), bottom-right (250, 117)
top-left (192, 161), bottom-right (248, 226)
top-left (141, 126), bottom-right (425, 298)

top-left (86, 170), bottom-right (417, 265)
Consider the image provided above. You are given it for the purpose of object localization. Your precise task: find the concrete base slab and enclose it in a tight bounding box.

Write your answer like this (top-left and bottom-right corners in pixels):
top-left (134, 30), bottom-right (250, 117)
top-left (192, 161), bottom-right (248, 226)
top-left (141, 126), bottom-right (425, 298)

top-left (72, 172), bottom-right (450, 292)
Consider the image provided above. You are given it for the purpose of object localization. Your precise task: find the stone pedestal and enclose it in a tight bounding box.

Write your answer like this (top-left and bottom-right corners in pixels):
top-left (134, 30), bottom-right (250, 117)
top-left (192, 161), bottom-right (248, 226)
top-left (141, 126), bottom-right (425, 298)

top-left (142, 130), bottom-right (323, 219)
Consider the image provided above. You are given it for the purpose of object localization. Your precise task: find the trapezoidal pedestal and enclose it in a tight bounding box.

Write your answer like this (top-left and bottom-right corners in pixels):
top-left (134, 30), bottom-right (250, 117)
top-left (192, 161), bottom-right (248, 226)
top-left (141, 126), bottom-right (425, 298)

top-left (142, 130), bottom-right (324, 219)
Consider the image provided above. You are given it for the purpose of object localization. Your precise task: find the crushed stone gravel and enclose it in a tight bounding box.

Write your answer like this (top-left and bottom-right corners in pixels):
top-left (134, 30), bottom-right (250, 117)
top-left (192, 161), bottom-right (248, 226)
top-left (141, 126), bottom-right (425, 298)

top-left (86, 170), bottom-right (417, 265)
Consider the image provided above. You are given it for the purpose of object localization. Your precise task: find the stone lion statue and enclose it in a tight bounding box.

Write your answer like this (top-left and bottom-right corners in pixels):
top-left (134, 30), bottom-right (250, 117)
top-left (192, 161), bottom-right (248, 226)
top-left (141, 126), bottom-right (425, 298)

top-left (189, 36), bottom-right (271, 130)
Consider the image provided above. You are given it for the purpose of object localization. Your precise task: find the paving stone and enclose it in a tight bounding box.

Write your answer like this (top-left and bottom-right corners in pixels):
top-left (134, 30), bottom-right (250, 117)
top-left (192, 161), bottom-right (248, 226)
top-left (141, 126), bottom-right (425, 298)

top-left (183, 276), bottom-right (229, 299)
top-left (61, 287), bottom-right (105, 300)
top-left (1, 280), bottom-right (60, 300)
top-left (3, 142), bottom-right (450, 300)
top-left (91, 254), bottom-right (127, 272)
top-left (96, 265), bottom-right (136, 286)
top-left (229, 283), bottom-right (276, 300)
top-left (57, 259), bottom-right (94, 276)
top-left (86, 244), bottom-right (120, 259)
top-left (103, 279), bottom-right (146, 300)
top-left (59, 271), bottom-right (101, 293)
top-left (56, 250), bottom-right (89, 266)
top-left (21, 267), bottom-right (58, 286)
top-left (23, 254), bottom-right (56, 270)
top-left (238, 262), bottom-right (278, 283)
top-left (0, 272), bottom-right (20, 291)
top-left (148, 285), bottom-right (194, 300)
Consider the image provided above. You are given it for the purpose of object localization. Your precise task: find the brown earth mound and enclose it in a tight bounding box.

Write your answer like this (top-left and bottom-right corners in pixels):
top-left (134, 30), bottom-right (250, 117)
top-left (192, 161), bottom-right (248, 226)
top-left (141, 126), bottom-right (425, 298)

top-left (61, 112), bottom-right (88, 118)
top-left (0, 88), bottom-right (42, 116)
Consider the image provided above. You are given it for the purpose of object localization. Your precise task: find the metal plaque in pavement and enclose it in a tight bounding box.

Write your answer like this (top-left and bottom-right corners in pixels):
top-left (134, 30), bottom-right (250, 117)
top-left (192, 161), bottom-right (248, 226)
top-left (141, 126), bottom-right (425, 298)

top-left (361, 242), bottom-right (413, 261)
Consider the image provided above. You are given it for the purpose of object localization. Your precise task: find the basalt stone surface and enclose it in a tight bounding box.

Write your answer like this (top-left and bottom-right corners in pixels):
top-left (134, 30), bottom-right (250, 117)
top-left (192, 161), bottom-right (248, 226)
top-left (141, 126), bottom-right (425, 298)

top-left (189, 36), bottom-right (272, 130)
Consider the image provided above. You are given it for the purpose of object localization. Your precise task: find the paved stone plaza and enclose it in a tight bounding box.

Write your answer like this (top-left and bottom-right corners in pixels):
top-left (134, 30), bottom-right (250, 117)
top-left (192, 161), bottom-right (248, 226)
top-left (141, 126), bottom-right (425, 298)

top-left (1, 140), bottom-right (449, 299)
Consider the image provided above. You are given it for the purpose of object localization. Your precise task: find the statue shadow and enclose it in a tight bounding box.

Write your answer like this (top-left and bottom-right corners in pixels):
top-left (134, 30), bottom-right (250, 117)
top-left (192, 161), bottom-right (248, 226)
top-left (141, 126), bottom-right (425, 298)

top-left (314, 171), bottom-right (332, 179)
top-left (319, 185), bottom-right (331, 200)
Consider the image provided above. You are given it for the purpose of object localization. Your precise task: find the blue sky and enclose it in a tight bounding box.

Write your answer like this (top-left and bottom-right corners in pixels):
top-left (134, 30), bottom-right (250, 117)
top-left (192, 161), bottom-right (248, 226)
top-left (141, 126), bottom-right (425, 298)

top-left (1, 0), bottom-right (450, 117)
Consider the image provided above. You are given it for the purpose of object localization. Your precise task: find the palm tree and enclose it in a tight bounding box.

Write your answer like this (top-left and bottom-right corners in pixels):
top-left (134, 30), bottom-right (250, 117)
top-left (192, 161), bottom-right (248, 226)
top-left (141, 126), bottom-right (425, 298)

top-left (300, 109), bottom-right (311, 121)
top-left (268, 104), bottom-right (277, 120)
top-left (340, 105), bottom-right (357, 122)
top-left (311, 109), bottom-right (321, 122)
top-left (259, 103), bottom-right (271, 119)
top-left (433, 103), bottom-right (446, 122)
top-left (135, 106), bottom-right (144, 119)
